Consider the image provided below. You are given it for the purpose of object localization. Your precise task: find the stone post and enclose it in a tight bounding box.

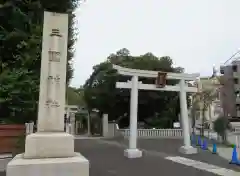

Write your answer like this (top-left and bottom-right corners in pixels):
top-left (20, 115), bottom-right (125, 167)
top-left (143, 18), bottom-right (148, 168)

top-left (87, 112), bottom-right (91, 136)
top-left (179, 79), bottom-right (197, 154)
top-left (102, 114), bottom-right (108, 137)
top-left (124, 76), bottom-right (142, 158)
top-left (70, 112), bottom-right (75, 135)
top-left (25, 123), bottom-right (30, 135)
top-left (7, 11), bottom-right (89, 176)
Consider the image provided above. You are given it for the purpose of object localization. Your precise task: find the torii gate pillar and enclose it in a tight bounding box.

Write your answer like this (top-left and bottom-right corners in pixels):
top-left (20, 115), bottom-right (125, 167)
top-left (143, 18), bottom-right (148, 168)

top-left (124, 75), bottom-right (142, 158)
top-left (178, 79), bottom-right (196, 154)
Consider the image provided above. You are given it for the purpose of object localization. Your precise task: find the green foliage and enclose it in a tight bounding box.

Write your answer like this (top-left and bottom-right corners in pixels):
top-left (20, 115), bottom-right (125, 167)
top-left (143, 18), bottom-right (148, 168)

top-left (13, 134), bottom-right (26, 156)
top-left (66, 87), bottom-right (85, 106)
top-left (228, 144), bottom-right (235, 148)
top-left (213, 116), bottom-right (231, 142)
top-left (0, 0), bottom-right (79, 123)
top-left (83, 49), bottom-right (186, 128)
top-left (75, 111), bottom-right (87, 121)
top-left (0, 68), bottom-right (39, 123)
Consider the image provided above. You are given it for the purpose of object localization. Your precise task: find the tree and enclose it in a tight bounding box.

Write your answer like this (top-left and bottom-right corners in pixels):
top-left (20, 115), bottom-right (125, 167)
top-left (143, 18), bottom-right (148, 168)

top-left (66, 87), bottom-right (85, 106)
top-left (0, 0), bottom-right (80, 123)
top-left (192, 87), bottom-right (218, 136)
top-left (84, 49), bottom-right (185, 128)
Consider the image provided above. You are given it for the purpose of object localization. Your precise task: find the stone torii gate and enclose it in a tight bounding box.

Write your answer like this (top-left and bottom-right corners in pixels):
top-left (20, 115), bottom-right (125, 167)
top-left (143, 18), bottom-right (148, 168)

top-left (113, 64), bottom-right (200, 158)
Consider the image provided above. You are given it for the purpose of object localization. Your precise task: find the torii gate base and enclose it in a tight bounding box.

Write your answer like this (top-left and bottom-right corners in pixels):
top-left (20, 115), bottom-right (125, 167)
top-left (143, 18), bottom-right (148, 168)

top-left (124, 149), bottom-right (142, 158)
top-left (113, 65), bottom-right (199, 158)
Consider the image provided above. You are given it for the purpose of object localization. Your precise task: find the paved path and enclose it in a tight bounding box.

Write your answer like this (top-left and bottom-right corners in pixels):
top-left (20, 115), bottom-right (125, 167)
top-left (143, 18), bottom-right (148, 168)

top-left (1, 138), bottom-right (240, 176)
top-left (194, 132), bottom-right (238, 161)
top-left (101, 138), bottom-right (240, 174)
top-left (76, 139), bottom-right (218, 176)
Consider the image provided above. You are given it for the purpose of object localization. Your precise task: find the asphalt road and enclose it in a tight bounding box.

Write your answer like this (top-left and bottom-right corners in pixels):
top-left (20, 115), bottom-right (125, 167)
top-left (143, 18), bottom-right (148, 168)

top-left (1, 138), bottom-right (240, 176)
top-left (75, 139), bottom-right (221, 176)
top-left (110, 138), bottom-right (240, 171)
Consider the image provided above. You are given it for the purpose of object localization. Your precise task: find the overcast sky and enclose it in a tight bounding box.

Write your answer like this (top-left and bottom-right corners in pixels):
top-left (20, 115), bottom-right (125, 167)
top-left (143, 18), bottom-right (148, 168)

top-left (71, 0), bottom-right (240, 87)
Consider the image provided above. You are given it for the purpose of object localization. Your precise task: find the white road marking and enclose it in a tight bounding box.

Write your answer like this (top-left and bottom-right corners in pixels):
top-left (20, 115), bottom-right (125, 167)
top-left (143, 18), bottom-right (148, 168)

top-left (165, 156), bottom-right (240, 176)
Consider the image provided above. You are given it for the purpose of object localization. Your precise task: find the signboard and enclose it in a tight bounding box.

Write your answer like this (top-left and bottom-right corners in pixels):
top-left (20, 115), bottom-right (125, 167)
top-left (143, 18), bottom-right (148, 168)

top-left (156, 72), bottom-right (167, 88)
top-left (173, 122), bottom-right (180, 128)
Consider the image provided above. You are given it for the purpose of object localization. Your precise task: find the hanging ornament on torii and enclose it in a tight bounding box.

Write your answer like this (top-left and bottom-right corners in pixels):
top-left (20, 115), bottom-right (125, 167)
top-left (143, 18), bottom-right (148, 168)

top-left (155, 72), bottom-right (167, 88)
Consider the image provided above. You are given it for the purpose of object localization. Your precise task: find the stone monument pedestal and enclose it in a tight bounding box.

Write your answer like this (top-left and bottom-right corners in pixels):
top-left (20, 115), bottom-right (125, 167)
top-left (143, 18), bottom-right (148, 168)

top-left (7, 153), bottom-right (89, 176)
top-left (7, 132), bottom-right (89, 176)
top-left (24, 132), bottom-right (75, 158)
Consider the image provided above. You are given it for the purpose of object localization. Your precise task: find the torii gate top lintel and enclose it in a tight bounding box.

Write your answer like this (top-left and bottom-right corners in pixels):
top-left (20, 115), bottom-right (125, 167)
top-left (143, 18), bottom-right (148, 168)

top-left (112, 64), bottom-right (200, 81)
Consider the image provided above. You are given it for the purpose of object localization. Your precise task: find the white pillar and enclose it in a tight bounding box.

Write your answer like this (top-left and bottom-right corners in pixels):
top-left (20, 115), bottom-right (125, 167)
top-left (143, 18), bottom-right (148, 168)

top-left (124, 76), bottom-right (142, 158)
top-left (69, 112), bottom-right (75, 135)
top-left (87, 112), bottom-right (91, 136)
top-left (29, 122), bottom-right (34, 134)
top-left (25, 123), bottom-right (30, 135)
top-left (102, 114), bottom-right (109, 137)
top-left (179, 79), bottom-right (197, 154)
top-left (129, 76), bottom-right (138, 149)
top-left (66, 123), bottom-right (70, 133)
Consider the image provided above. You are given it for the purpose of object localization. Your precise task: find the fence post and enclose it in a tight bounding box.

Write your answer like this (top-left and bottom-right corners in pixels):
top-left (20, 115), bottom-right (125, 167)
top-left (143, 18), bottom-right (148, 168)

top-left (25, 123), bottom-right (29, 135)
top-left (66, 123), bottom-right (70, 134)
top-left (30, 122), bottom-right (34, 134)
top-left (25, 122), bottom-right (34, 135)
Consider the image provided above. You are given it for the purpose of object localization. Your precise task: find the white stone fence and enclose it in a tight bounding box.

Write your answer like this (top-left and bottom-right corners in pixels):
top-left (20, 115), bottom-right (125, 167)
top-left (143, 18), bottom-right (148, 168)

top-left (26, 121), bottom-right (183, 139)
top-left (25, 122), bottom-right (34, 135)
top-left (25, 122), bottom-right (75, 135)
top-left (117, 128), bottom-right (183, 138)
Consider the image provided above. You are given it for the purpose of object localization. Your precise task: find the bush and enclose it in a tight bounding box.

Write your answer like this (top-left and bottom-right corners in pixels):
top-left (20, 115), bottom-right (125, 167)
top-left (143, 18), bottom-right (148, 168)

top-left (213, 116), bottom-right (231, 142)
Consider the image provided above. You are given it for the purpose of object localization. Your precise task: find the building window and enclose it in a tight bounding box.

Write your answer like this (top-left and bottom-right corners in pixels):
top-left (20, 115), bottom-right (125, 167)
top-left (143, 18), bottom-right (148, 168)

top-left (233, 65), bottom-right (238, 72)
top-left (234, 78), bottom-right (239, 84)
top-left (220, 66), bottom-right (224, 74)
top-left (236, 91), bottom-right (240, 97)
top-left (236, 104), bottom-right (240, 111)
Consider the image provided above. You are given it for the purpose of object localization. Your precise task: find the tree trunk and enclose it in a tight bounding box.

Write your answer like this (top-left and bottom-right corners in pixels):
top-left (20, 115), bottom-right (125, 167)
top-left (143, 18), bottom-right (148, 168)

top-left (201, 107), bottom-right (206, 137)
top-left (222, 131), bottom-right (228, 144)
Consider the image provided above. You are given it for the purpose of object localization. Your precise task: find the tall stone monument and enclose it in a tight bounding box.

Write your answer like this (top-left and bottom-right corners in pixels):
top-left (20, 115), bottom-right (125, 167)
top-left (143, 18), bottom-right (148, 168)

top-left (7, 11), bottom-right (89, 176)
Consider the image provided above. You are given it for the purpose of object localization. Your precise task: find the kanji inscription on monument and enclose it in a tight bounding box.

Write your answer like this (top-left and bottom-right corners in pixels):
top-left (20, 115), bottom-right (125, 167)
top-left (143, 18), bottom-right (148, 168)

top-left (37, 12), bottom-right (68, 132)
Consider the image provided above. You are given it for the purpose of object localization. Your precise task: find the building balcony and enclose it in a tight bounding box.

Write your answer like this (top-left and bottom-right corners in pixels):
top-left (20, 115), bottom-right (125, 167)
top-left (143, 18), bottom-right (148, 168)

top-left (234, 83), bottom-right (240, 90)
top-left (233, 71), bottom-right (239, 78)
top-left (236, 96), bottom-right (240, 103)
top-left (237, 110), bottom-right (240, 117)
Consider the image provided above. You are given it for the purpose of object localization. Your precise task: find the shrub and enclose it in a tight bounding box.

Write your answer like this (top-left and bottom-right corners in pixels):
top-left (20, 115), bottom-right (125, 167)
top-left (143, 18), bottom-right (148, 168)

top-left (213, 116), bottom-right (231, 142)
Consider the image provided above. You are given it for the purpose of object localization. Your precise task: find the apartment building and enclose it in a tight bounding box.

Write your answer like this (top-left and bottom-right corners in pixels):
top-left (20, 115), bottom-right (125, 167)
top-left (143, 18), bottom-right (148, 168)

top-left (220, 59), bottom-right (240, 118)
